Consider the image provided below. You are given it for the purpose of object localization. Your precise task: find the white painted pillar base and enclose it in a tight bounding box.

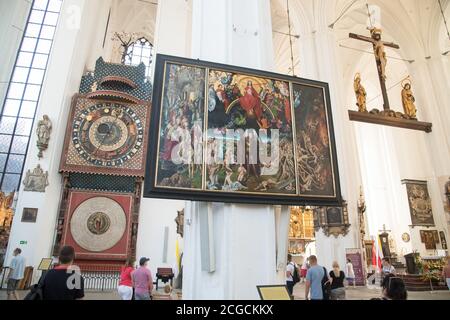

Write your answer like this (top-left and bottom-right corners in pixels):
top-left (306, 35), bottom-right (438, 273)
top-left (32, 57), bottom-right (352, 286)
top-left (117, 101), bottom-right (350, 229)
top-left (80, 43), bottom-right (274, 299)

top-left (181, 0), bottom-right (289, 300)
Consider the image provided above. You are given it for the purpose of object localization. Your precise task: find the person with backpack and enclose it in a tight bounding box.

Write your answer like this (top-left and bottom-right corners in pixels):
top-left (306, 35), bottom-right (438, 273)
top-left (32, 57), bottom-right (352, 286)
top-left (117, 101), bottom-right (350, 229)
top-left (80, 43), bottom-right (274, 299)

top-left (286, 254), bottom-right (300, 297)
top-left (25, 246), bottom-right (85, 300)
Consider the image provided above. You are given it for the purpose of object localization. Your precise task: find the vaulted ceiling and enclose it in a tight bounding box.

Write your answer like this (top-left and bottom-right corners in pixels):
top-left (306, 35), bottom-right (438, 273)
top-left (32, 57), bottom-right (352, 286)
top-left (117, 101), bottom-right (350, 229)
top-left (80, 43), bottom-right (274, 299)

top-left (271, 0), bottom-right (449, 109)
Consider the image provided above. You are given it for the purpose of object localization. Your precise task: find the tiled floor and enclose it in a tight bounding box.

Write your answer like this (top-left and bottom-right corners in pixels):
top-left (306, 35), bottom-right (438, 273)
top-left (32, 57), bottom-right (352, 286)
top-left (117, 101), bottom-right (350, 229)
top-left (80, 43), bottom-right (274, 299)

top-left (1, 285), bottom-right (448, 300)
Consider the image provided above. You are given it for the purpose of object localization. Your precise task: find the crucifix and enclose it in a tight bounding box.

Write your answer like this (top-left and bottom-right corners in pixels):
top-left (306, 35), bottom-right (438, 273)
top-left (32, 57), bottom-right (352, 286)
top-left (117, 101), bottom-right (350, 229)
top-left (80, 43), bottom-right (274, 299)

top-left (378, 224), bottom-right (392, 259)
top-left (349, 28), bottom-right (399, 111)
top-left (378, 224), bottom-right (391, 234)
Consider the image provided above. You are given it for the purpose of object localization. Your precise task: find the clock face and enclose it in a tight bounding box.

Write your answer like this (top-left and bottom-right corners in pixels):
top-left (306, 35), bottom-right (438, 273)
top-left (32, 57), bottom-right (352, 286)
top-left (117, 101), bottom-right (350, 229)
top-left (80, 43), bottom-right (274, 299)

top-left (72, 102), bottom-right (144, 167)
top-left (402, 233), bottom-right (410, 242)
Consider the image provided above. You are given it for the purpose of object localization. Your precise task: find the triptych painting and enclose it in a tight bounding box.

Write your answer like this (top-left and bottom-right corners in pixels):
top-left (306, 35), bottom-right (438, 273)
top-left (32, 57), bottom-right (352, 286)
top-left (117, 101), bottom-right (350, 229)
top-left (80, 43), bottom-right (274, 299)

top-left (144, 55), bottom-right (341, 206)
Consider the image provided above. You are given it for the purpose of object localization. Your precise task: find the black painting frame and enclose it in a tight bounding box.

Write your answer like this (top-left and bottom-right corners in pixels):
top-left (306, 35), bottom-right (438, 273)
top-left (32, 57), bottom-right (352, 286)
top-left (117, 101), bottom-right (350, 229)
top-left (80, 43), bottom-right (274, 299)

top-left (144, 54), bottom-right (342, 206)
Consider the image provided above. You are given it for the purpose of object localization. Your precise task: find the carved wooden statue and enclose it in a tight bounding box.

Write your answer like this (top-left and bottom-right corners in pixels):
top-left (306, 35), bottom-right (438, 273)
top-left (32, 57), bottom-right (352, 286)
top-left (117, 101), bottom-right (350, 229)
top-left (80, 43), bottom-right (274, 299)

top-left (401, 79), bottom-right (417, 119)
top-left (0, 191), bottom-right (14, 227)
top-left (354, 73), bottom-right (367, 112)
top-left (370, 28), bottom-right (387, 81)
top-left (36, 115), bottom-right (52, 158)
top-left (175, 209), bottom-right (184, 238)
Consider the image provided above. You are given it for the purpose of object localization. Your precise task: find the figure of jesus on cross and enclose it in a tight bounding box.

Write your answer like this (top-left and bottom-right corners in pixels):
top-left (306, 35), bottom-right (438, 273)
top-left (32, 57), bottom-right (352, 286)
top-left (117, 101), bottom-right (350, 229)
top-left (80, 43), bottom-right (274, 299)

top-left (349, 28), bottom-right (400, 111)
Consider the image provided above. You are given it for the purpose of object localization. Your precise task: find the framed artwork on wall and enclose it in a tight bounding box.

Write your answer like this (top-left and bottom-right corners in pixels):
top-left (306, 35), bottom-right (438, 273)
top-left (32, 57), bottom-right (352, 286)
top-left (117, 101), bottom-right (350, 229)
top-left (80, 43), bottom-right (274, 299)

top-left (402, 180), bottom-right (435, 226)
top-left (420, 230), bottom-right (437, 250)
top-left (144, 54), bottom-right (342, 206)
top-left (439, 231), bottom-right (447, 250)
top-left (21, 208), bottom-right (38, 223)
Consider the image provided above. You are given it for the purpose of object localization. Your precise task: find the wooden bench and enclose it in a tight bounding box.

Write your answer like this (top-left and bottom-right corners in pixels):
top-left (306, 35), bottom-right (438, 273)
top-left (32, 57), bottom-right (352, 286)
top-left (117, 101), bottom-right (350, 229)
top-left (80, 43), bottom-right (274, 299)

top-left (155, 267), bottom-right (174, 290)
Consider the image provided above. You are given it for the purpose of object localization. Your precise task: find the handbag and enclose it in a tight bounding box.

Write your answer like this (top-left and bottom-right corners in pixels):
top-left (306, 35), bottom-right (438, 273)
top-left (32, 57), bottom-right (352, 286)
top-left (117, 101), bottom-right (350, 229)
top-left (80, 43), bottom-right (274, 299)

top-left (321, 267), bottom-right (331, 300)
top-left (23, 272), bottom-right (47, 300)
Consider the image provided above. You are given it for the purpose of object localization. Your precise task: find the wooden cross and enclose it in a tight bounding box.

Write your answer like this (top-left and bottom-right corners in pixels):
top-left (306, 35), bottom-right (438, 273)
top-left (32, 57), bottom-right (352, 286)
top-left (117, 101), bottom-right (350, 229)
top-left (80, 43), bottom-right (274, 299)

top-left (349, 29), bottom-right (400, 111)
top-left (378, 224), bottom-right (391, 234)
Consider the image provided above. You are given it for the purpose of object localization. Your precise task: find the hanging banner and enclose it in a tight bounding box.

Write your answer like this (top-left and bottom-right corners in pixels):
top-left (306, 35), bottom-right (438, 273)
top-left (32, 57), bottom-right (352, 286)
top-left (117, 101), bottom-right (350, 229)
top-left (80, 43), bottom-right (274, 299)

top-left (345, 248), bottom-right (366, 286)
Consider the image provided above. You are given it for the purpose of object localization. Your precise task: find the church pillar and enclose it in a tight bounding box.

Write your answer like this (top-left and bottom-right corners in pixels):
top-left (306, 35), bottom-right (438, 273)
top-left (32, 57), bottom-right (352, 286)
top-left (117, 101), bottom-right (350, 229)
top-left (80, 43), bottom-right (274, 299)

top-left (407, 58), bottom-right (450, 238)
top-left (153, 0), bottom-right (193, 58)
top-left (300, 26), bottom-right (364, 271)
top-left (134, 0), bottom-right (192, 277)
top-left (181, 0), bottom-right (289, 300)
top-left (5, 0), bottom-right (112, 280)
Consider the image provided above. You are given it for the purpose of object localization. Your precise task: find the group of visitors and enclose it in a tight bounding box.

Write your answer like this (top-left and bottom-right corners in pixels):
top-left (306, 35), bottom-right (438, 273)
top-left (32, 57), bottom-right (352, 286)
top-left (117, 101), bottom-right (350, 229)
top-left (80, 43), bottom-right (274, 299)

top-left (117, 257), bottom-right (154, 300)
top-left (286, 254), bottom-right (411, 300)
top-left (9, 244), bottom-right (177, 300)
top-left (286, 254), bottom-right (356, 300)
top-left (117, 256), bottom-right (177, 300)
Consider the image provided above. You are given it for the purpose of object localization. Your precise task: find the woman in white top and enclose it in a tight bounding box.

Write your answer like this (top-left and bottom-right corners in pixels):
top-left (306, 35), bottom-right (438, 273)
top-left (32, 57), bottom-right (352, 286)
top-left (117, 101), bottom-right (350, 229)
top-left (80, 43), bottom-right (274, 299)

top-left (346, 258), bottom-right (356, 288)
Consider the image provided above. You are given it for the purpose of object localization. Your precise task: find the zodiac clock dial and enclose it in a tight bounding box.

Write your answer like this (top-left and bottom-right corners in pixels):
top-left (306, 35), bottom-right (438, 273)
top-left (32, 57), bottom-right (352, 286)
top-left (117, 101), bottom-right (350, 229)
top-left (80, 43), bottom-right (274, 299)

top-left (72, 102), bottom-right (144, 167)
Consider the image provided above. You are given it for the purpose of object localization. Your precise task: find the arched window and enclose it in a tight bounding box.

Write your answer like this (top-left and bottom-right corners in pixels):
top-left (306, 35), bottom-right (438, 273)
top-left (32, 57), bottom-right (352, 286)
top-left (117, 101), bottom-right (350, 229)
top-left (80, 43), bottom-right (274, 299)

top-left (124, 37), bottom-right (154, 78)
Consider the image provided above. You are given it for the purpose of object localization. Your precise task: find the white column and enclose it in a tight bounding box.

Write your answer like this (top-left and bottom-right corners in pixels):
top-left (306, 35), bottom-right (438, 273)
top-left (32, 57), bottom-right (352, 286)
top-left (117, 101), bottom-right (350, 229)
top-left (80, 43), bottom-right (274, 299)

top-left (6, 0), bottom-right (112, 281)
top-left (135, 0), bottom-right (192, 276)
top-left (181, 0), bottom-right (289, 300)
top-left (301, 27), bottom-right (363, 271)
top-left (153, 0), bottom-right (193, 58)
top-left (408, 58), bottom-right (450, 238)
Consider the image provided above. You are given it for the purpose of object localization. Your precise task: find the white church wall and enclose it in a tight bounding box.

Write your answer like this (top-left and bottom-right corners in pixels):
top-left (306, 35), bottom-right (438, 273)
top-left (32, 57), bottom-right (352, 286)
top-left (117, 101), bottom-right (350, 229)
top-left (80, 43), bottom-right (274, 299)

top-left (136, 198), bottom-right (184, 277)
top-left (6, 0), bottom-right (112, 280)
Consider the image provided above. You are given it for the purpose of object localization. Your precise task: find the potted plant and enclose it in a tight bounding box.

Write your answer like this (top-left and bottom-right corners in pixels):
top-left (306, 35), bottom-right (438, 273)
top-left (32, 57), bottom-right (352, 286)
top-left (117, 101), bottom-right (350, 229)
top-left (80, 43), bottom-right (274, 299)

top-left (421, 258), bottom-right (446, 285)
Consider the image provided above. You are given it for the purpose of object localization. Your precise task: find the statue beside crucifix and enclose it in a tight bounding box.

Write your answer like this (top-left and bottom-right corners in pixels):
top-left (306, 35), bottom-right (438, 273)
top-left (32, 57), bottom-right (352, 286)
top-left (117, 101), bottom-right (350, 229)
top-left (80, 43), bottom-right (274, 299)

top-left (401, 79), bottom-right (417, 119)
top-left (348, 28), bottom-right (432, 132)
top-left (353, 73), bottom-right (367, 113)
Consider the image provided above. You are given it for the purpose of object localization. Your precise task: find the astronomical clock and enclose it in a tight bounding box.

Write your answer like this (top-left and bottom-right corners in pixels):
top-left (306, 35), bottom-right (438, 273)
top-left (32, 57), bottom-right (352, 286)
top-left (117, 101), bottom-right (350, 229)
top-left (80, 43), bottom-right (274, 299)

top-left (55, 57), bottom-right (151, 266)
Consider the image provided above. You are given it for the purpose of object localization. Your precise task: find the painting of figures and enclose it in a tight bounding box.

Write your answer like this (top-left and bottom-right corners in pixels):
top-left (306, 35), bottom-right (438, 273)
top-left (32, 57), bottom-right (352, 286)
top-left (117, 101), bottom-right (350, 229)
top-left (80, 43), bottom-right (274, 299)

top-left (155, 63), bottom-right (205, 189)
top-left (205, 69), bottom-right (296, 195)
top-left (292, 83), bottom-right (336, 197)
top-left (145, 54), bottom-right (342, 206)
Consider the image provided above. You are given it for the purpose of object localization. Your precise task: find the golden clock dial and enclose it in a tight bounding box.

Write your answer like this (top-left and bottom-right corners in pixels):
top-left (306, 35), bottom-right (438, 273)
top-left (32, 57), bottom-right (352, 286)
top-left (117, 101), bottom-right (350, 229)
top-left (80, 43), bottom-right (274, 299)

top-left (72, 102), bottom-right (144, 167)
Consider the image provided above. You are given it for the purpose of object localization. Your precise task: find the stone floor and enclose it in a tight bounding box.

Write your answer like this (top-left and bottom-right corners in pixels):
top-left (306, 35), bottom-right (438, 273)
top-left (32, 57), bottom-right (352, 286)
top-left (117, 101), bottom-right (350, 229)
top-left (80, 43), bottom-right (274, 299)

top-left (292, 281), bottom-right (450, 300)
top-left (0, 284), bottom-right (448, 300)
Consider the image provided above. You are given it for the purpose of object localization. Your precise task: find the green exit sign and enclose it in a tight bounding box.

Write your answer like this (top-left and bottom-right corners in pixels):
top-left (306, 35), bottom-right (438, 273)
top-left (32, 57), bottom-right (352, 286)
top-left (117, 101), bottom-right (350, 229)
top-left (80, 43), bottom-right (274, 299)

top-left (19, 241), bottom-right (27, 245)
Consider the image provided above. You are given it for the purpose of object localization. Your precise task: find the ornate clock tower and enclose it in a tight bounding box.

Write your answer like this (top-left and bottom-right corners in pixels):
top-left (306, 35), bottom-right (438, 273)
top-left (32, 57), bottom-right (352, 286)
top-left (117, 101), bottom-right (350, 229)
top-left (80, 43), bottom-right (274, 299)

top-left (55, 57), bottom-right (151, 267)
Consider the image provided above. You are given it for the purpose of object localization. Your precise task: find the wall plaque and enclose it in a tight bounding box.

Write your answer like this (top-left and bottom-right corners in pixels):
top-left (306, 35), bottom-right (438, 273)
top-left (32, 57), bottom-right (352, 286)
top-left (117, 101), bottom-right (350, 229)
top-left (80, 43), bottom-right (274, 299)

top-left (402, 180), bottom-right (434, 226)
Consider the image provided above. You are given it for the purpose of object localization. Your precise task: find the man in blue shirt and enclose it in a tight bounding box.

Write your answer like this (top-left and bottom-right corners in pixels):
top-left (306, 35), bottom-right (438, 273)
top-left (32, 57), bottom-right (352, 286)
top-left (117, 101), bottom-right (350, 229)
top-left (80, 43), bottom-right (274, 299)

top-left (7, 248), bottom-right (26, 300)
top-left (305, 255), bottom-right (324, 300)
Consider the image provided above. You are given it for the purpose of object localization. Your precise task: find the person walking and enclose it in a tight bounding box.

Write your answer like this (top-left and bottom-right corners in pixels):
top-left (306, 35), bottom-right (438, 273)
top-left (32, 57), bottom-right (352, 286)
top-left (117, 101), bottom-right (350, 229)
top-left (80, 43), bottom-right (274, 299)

top-left (346, 258), bottom-right (356, 288)
top-left (329, 261), bottom-right (346, 300)
top-left (41, 246), bottom-right (85, 300)
top-left (286, 254), bottom-right (298, 297)
top-left (7, 248), bottom-right (26, 300)
top-left (304, 255), bottom-right (325, 300)
top-left (118, 259), bottom-right (135, 300)
top-left (300, 257), bottom-right (308, 283)
top-left (442, 257), bottom-right (450, 291)
top-left (131, 257), bottom-right (153, 300)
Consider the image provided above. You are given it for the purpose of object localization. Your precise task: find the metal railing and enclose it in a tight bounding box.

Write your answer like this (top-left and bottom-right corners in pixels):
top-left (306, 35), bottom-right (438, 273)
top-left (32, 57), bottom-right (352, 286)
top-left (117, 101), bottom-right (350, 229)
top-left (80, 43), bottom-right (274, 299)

top-left (79, 265), bottom-right (121, 291)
